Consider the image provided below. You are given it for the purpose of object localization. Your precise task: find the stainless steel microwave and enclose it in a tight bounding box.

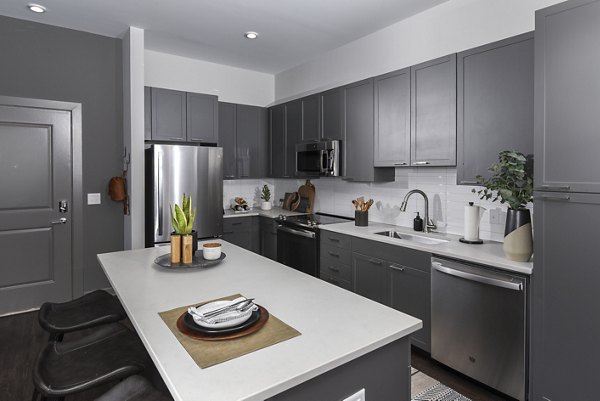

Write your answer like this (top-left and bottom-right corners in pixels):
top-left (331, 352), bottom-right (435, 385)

top-left (295, 140), bottom-right (341, 177)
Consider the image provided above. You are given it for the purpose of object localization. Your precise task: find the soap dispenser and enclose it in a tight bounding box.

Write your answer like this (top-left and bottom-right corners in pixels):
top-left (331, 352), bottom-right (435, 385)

top-left (413, 212), bottom-right (424, 232)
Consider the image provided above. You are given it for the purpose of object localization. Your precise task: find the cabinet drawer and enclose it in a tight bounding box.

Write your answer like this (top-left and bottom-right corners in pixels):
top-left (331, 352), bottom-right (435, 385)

top-left (321, 274), bottom-right (352, 291)
top-left (320, 231), bottom-right (351, 250)
top-left (223, 217), bottom-right (252, 232)
top-left (351, 237), bottom-right (431, 273)
top-left (320, 259), bottom-right (352, 282)
top-left (320, 244), bottom-right (351, 265)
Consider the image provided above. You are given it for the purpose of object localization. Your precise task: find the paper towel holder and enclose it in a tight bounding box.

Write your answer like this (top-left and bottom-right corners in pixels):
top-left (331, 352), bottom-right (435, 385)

top-left (460, 202), bottom-right (484, 244)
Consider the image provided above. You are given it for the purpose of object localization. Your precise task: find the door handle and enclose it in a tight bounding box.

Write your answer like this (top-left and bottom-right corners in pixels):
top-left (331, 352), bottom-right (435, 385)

top-left (413, 161), bottom-right (430, 165)
top-left (390, 265), bottom-right (405, 272)
top-left (394, 162), bottom-right (408, 166)
top-left (536, 194), bottom-right (571, 201)
top-left (432, 262), bottom-right (523, 291)
top-left (535, 185), bottom-right (570, 191)
top-left (368, 258), bottom-right (382, 265)
top-left (51, 217), bottom-right (67, 225)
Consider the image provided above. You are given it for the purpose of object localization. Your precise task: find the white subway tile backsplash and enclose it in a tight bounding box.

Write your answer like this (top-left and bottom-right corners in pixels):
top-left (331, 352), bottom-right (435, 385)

top-left (223, 179), bottom-right (274, 209)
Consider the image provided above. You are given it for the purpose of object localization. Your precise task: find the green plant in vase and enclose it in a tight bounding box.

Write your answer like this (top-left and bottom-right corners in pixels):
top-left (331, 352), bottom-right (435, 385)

top-left (170, 193), bottom-right (197, 264)
top-left (472, 150), bottom-right (534, 262)
top-left (260, 184), bottom-right (272, 210)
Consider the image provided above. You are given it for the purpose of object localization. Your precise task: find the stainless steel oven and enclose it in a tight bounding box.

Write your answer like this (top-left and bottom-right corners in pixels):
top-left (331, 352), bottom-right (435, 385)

top-left (295, 140), bottom-right (340, 177)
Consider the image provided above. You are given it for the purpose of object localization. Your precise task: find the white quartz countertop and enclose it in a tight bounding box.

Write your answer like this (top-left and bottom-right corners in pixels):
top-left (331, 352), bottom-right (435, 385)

top-left (320, 222), bottom-right (533, 275)
top-left (97, 242), bottom-right (421, 401)
top-left (223, 206), bottom-right (307, 219)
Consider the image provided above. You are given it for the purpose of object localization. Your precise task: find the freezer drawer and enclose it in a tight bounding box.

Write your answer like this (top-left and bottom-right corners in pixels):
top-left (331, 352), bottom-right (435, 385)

top-left (431, 257), bottom-right (526, 401)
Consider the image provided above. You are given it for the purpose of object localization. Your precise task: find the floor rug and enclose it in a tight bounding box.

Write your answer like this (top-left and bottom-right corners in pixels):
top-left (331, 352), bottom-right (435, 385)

top-left (412, 382), bottom-right (472, 401)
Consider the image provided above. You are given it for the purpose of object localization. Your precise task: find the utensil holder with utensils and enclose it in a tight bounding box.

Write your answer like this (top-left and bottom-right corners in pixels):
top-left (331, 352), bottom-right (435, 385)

top-left (355, 211), bottom-right (368, 226)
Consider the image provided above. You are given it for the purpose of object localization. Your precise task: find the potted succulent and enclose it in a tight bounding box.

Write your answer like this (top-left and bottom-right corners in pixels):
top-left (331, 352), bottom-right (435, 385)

top-left (170, 193), bottom-right (197, 264)
top-left (473, 151), bottom-right (534, 262)
top-left (260, 184), bottom-right (272, 211)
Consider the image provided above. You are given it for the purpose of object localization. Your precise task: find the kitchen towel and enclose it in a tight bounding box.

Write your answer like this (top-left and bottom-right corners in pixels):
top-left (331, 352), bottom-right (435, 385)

top-left (158, 294), bottom-right (301, 368)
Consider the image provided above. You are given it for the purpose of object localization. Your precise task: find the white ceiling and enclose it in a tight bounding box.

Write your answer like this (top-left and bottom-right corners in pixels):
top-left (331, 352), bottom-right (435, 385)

top-left (0, 0), bottom-right (449, 74)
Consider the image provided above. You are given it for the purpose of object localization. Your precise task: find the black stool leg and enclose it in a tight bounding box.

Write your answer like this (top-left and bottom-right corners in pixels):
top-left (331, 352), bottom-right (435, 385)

top-left (48, 333), bottom-right (64, 342)
top-left (31, 388), bottom-right (39, 401)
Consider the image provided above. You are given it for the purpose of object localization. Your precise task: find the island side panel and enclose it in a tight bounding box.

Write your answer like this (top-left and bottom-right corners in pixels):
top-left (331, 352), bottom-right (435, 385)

top-left (267, 337), bottom-right (410, 401)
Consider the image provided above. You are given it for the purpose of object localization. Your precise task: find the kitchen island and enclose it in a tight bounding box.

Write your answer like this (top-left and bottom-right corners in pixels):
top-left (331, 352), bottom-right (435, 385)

top-left (98, 241), bottom-right (421, 401)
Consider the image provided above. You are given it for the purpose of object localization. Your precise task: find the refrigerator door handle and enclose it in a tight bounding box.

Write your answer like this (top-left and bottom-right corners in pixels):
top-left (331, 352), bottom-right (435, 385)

top-left (157, 151), bottom-right (163, 236)
top-left (432, 262), bottom-right (523, 291)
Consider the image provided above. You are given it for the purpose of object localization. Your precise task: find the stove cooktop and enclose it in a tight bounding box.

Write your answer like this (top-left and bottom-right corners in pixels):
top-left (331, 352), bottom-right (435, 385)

top-left (278, 213), bottom-right (352, 229)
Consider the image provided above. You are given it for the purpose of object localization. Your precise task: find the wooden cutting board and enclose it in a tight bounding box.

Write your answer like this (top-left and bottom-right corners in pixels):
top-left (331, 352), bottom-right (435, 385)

top-left (297, 180), bottom-right (315, 213)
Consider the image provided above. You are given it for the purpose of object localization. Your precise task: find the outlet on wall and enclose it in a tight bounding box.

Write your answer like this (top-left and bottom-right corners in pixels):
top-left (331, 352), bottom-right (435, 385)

top-left (343, 388), bottom-right (365, 401)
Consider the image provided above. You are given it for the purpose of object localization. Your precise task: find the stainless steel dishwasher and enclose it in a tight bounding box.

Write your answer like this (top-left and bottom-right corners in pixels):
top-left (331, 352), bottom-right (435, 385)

top-left (431, 257), bottom-right (527, 401)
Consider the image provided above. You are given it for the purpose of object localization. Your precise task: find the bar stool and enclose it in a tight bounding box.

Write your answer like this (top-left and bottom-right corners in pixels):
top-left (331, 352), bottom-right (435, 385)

top-left (95, 375), bottom-right (172, 401)
top-left (32, 323), bottom-right (151, 401)
top-left (38, 290), bottom-right (126, 341)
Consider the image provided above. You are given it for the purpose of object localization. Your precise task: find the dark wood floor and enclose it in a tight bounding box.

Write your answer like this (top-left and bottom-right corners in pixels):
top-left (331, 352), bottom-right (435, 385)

top-left (411, 348), bottom-right (513, 401)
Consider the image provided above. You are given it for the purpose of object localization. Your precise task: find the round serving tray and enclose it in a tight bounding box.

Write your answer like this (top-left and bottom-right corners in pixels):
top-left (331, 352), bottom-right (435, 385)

top-left (154, 252), bottom-right (226, 270)
top-left (176, 305), bottom-right (270, 341)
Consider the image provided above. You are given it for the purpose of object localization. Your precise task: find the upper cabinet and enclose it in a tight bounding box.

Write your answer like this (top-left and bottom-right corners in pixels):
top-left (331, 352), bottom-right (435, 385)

top-left (187, 92), bottom-right (218, 144)
top-left (320, 88), bottom-right (345, 141)
top-left (269, 104), bottom-right (286, 177)
top-left (410, 54), bottom-right (457, 167)
top-left (285, 100), bottom-right (302, 178)
top-left (146, 87), bottom-right (218, 144)
top-left (301, 95), bottom-right (320, 142)
top-left (457, 33), bottom-right (534, 185)
top-left (218, 102), bottom-right (268, 180)
top-left (534, 0), bottom-right (600, 194)
top-left (344, 79), bottom-right (395, 182)
top-left (374, 68), bottom-right (411, 167)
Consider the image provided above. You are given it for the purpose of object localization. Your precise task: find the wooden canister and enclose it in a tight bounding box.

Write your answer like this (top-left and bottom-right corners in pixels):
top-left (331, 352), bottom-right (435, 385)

top-left (182, 235), bottom-right (194, 264)
top-left (170, 234), bottom-right (181, 264)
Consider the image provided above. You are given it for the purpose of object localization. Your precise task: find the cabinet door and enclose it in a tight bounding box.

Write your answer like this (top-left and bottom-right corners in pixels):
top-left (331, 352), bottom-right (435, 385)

top-left (218, 102), bottom-right (237, 179)
top-left (457, 33), bottom-right (534, 185)
top-left (410, 54), bottom-right (457, 167)
top-left (531, 192), bottom-right (600, 401)
top-left (285, 100), bottom-right (301, 178)
top-left (187, 92), bottom-right (218, 143)
top-left (374, 68), bottom-right (411, 167)
top-left (144, 87), bottom-right (152, 140)
top-left (345, 79), bottom-right (394, 182)
top-left (353, 252), bottom-right (388, 305)
top-left (320, 88), bottom-right (344, 141)
top-left (257, 107), bottom-right (269, 178)
top-left (269, 105), bottom-right (286, 177)
top-left (259, 217), bottom-right (277, 261)
top-left (535, 0), bottom-right (600, 193)
top-left (151, 88), bottom-right (187, 141)
top-left (301, 95), bottom-right (320, 142)
top-left (236, 105), bottom-right (260, 178)
top-left (390, 264), bottom-right (431, 352)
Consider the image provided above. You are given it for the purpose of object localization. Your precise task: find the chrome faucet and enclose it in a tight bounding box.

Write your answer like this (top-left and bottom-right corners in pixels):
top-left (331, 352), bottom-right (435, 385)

top-left (400, 189), bottom-right (437, 233)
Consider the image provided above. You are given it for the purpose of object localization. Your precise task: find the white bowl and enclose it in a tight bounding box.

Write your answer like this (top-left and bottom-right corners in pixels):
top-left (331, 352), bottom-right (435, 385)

top-left (203, 242), bottom-right (222, 260)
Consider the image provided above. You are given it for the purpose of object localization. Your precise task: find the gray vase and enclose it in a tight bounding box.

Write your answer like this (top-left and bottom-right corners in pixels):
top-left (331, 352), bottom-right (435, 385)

top-left (503, 208), bottom-right (533, 262)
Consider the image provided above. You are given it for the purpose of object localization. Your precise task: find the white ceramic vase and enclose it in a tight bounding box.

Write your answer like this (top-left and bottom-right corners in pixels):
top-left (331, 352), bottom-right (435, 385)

top-left (261, 201), bottom-right (272, 210)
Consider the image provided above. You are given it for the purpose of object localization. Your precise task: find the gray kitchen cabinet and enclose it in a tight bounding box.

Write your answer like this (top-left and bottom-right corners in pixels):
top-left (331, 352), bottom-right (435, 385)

top-left (320, 232), bottom-right (353, 290)
top-left (259, 217), bottom-right (278, 261)
top-left (285, 100), bottom-right (301, 178)
top-left (531, 192), bottom-right (600, 401)
top-left (222, 216), bottom-right (259, 253)
top-left (219, 102), bottom-right (237, 179)
top-left (301, 95), bottom-right (320, 142)
top-left (320, 87), bottom-right (344, 141)
top-left (151, 87), bottom-right (187, 141)
top-left (374, 68), bottom-right (411, 167)
top-left (344, 79), bottom-right (394, 182)
top-left (187, 92), bottom-right (218, 144)
top-left (144, 86), bottom-right (152, 140)
top-left (269, 104), bottom-right (286, 178)
top-left (410, 54), bottom-right (457, 167)
top-left (352, 252), bottom-right (389, 305)
top-left (457, 33), bottom-right (534, 185)
top-left (534, 0), bottom-right (600, 194)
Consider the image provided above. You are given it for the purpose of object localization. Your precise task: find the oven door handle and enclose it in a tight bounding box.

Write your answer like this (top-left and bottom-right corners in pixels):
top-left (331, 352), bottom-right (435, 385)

top-left (432, 262), bottom-right (523, 291)
top-left (278, 225), bottom-right (316, 239)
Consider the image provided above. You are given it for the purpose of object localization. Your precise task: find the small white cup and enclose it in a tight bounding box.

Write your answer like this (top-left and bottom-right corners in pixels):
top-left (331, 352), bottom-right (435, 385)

top-left (203, 242), bottom-right (222, 260)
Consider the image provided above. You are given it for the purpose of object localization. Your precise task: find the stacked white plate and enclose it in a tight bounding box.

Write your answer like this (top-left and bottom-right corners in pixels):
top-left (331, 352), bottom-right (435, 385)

top-left (188, 298), bottom-right (257, 329)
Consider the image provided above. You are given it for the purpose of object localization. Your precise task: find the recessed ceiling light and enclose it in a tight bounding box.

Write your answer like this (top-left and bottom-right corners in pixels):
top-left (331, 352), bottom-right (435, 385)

top-left (27, 3), bottom-right (46, 13)
top-left (244, 31), bottom-right (259, 40)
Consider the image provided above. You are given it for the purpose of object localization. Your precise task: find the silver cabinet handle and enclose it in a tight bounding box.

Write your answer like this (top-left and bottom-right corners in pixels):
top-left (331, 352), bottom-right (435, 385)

top-left (328, 251), bottom-right (340, 257)
top-left (51, 217), bottom-right (67, 225)
top-left (368, 258), bottom-right (382, 265)
top-left (536, 194), bottom-right (571, 201)
top-left (189, 138), bottom-right (204, 142)
top-left (390, 265), bottom-right (405, 272)
top-left (432, 262), bottom-right (523, 291)
top-left (328, 237), bottom-right (340, 242)
top-left (328, 265), bottom-right (340, 272)
top-left (460, 180), bottom-right (479, 185)
top-left (535, 185), bottom-right (570, 191)
top-left (394, 162), bottom-right (408, 166)
top-left (413, 161), bottom-right (430, 165)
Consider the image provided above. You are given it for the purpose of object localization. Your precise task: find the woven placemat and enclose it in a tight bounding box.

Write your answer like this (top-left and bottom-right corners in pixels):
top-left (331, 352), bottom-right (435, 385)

top-left (158, 294), bottom-right (301, 368)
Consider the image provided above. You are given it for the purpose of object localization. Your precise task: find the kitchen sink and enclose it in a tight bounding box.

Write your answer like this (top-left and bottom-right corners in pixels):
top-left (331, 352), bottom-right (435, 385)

top-left (374, 231), bottom-right (449, 245)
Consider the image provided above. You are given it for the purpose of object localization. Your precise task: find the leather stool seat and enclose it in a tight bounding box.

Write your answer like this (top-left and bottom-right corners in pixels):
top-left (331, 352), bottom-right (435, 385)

top-left (38, 290), bottom-right (126, 339)
top-left (33, 323), bottom-right (150, 400)
top-left (95, 375), bottom-right (172, 401)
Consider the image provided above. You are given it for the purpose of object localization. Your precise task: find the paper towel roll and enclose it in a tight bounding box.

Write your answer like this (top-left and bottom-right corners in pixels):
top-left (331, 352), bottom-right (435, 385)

top-left (464, 203), bottom-right (481, 241)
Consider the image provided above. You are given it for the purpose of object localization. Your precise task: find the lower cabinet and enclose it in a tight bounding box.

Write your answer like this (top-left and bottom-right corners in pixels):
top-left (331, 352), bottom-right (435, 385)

top-left (320, 232), bottom-right (353, 290)
top-left (222, 217), bottom-right (259, 253)
top-left (353, 253), bottom-right (389, 305)
top-left (259, 216), bottom-right (278, 261)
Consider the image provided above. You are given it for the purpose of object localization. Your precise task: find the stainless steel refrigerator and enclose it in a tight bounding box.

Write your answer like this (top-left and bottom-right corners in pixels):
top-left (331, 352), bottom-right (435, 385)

top-left (145, 144), bottom-right (223, 247)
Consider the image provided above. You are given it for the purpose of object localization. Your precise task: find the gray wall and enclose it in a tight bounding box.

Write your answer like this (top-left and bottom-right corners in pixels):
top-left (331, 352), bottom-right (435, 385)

top-left (0, 16), bottom-right (124, 292)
